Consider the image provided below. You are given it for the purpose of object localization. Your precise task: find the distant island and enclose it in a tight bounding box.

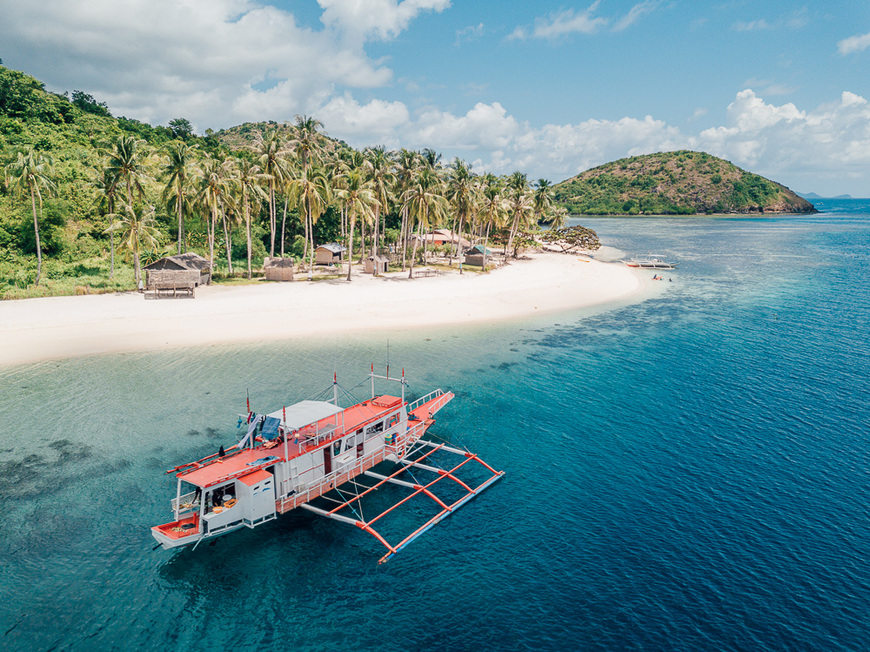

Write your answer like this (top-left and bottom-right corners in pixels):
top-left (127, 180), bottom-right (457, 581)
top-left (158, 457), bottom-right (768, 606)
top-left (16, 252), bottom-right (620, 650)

top-left (798, 192), bottom-right (854, 200)
top-left (553, 151), bottom-right (816, 215)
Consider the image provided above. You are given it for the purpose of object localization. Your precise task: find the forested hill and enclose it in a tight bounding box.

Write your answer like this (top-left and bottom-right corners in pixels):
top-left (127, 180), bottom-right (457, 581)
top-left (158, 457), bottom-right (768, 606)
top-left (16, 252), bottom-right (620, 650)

top-left (553, 151), bottom-right (815, 215)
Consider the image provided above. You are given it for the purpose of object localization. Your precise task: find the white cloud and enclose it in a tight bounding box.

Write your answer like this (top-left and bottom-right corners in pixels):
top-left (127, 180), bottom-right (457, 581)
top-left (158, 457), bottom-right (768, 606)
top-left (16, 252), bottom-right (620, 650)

top-left (509, 1), bottom-right (658, 42)
top-left (694, 89), bottom-right (870, 191)
top-left (317, 0), bottom-right (450, 42)
top-left (508, 2), bottom-right (608, 41)
top-left (838, 31), bottom-right (870, 55)
top-left (735, 18), bottom-right (772, 31)
top-left (319, 94), bottom-right (411, 146)
top-left (0, 0), bottom-right (416, 130)
top-left (613, 1), bottom-right (658, 32)
top-left (455, 23), bottom-right (485, 46)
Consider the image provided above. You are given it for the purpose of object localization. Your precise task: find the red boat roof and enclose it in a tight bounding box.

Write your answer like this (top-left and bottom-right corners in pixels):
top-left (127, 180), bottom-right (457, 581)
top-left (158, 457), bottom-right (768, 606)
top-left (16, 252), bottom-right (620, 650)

top-left (177, 395), bottom-right (410, 488)
top-left (238, 469), bottom-right (272, 486)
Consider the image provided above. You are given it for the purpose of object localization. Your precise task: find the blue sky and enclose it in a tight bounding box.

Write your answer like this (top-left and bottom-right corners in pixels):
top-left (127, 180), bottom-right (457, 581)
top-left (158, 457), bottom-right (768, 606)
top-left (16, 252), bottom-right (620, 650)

top-left (2, 0), bottom-right (870, 195)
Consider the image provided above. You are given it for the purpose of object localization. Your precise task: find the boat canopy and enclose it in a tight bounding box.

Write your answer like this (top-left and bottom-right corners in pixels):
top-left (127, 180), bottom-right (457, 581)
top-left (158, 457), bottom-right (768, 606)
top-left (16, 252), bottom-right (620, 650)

top-left (267, 400), bottom-right (344, 431)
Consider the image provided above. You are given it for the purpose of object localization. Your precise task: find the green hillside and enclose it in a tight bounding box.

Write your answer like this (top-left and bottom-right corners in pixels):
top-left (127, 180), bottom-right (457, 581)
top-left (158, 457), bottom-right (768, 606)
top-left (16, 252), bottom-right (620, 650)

top-left (553, 151), bottom-right (815, 215)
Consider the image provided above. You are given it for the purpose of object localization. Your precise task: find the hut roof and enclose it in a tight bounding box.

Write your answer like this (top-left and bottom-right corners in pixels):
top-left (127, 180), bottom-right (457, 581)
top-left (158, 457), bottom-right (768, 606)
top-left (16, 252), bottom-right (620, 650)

top-left (315, 243), bottom-right (346, 253)
top-left (144, 252), bottom-right (211, 272)
top-left (467, 244), bottom-right (494, 256)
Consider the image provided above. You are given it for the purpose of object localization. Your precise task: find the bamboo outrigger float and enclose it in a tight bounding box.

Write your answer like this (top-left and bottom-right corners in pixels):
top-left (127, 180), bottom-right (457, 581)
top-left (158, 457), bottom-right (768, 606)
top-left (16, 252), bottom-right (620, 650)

top-left (151, 367), bottom-right (504, 563)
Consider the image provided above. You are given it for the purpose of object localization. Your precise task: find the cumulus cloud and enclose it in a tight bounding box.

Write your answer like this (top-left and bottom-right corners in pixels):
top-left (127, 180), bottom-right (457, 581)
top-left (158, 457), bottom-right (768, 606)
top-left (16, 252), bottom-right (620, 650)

top-left (838, 31), bottom-right (870, 55)
top-left (694, 90), bottom-right (870, 191)
top-left (317, 0), bottom-right (450, 42)
top-left (373, 90), bottom-right (870, 194)
top-left (0, 0), bottom-right (411, 130)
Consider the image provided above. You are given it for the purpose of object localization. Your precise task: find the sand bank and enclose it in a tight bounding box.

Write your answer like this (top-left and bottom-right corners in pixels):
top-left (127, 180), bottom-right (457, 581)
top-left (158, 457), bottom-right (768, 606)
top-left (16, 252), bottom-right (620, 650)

top-left (0, 254), bottom-right (647, 366)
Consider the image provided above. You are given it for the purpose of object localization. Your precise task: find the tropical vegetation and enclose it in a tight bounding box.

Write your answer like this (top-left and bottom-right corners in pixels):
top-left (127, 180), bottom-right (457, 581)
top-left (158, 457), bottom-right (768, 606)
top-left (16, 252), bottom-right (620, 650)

top-left (553, 151), bottom-right (815, 215)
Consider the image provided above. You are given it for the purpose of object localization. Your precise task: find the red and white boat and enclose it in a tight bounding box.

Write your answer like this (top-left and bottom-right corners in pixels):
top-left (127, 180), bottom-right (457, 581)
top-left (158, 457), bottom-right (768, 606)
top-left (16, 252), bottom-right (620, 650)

top-left (151, 367), bottom-right (504, 563)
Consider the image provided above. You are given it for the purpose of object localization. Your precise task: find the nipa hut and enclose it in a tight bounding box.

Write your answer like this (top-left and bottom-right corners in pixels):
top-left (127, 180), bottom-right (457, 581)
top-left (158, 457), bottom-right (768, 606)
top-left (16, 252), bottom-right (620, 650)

top-left (463, 244), bottom-right (493, 267)
top-left (364, 255), bottom-right (389, 275)
top-left (264, 257), bottom-right (294, 281)
top-left (144, 253), bottom-right (211, 297)
top-left (314, 243), bottom-right (346, 266)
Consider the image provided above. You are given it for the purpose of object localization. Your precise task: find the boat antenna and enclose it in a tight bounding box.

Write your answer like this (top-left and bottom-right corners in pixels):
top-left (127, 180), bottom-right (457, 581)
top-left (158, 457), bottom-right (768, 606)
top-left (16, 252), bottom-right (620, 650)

top-left (333, 371), bottom-right (339, 406)
top-left (371, 362), bottom-right (375, 399)
top-left (386, 339), bottom-right (390, 382)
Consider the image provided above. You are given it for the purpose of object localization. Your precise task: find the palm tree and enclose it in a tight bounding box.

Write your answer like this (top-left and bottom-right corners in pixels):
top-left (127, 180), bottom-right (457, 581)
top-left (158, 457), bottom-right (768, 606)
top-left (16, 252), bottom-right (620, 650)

top-left (394, 148), bottom-right (419, 270)
top-left (446, 158), bottom-right (474, 270)
top-left (364, 146), bottom-right (395, 272)
top-left (289, 115), bottom-right (323, 174)
top-left (403, 166), bottom-right (448, 278)
top-left (93, 168), bottom-right (120, 279)
top-left (235, 158), bottom-right (268, 279)
top-left (506, 171), bottom-right (532, 257)
top-left (547, 206), bottom-right (569, 230)
top-left (287, 116), bottom-right (324, 261)
top-left (105, 202), bottom-right (160, 287)
top-left (480, 174), bottom-right (507, 270)
top-left (4, 148), bottom-right (55, 285)
top-left (289, 165), bottom-right (332, 279)
top-left (254, 128), bottom-right (289, 257)
top-left (199, 155), bottom-right (235, 269)
top-left (334, 168), bottom-right (378, 281)
top-left (533, 178), bottom-right (553, 224)
top-left (106, 135), bottom-right (148, 208)
top-left (162, 140), bottom-right (198, 254)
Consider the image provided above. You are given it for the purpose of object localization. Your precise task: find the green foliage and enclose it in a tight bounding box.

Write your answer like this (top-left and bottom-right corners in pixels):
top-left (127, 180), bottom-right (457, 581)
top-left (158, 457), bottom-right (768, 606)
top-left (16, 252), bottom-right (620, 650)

top-left (71, 90), bottom-right (111, 117)
top-left (553, 150), bottom-right (813, 216)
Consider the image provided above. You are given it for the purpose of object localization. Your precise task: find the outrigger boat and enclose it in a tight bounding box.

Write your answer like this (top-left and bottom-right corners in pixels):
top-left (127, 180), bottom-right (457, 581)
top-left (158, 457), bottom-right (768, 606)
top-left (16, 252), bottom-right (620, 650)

top-left (624, 254), bottom-right (677, 270)
top-left (151, 367), bottom-right (504, 563)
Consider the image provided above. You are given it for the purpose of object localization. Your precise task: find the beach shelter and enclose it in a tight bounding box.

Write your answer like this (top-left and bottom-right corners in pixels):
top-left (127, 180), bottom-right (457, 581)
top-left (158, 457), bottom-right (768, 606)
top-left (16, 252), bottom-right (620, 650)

top-left (314, 243), bottom-right (346, 266)
top-left (463, 245), bottom-right (493, 267)
top-left (144, 252), bottom-right (211, 287)
top-left (364, 255), bottom-right (389, 274)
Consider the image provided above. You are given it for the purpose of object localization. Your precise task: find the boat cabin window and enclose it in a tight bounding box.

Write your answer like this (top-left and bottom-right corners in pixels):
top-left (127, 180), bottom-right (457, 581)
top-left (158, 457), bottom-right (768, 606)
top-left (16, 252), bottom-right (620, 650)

top-left (366, 421), bottom-right (384, 435)
top-left (207, 484), bottom-right (236, 510)
top-left (387, 414), bottom-right (398, 428)
top-left (345, 437), bottom-right (354, 451)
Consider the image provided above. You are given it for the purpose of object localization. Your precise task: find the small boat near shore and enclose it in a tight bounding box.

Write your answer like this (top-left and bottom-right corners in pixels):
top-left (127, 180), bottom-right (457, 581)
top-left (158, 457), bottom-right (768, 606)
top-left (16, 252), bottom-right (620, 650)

top-left (624, 254), bottom-right (677, 270)
top-left (151, 367), bottom-right (504, 563)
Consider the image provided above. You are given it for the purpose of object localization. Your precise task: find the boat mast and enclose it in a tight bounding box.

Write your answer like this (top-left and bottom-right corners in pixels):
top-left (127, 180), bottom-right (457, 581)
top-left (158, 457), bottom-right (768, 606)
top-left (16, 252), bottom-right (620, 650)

top-left (333, 372), bottom-right (339, 406)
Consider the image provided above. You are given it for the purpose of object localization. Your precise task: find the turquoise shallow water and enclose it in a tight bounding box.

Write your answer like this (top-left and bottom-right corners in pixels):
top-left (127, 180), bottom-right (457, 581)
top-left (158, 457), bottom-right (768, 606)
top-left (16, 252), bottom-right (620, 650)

top-left (2, 202), bottom-right (869, 650)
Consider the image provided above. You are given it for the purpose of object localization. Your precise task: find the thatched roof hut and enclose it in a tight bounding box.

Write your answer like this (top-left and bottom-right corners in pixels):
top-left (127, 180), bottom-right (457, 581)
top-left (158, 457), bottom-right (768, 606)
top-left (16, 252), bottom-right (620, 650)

top-left (264, 257), bottom-right (294, 281)
top-left (463, 244), bottom-right (494, 267)
top-left (314, 243), bottom-right (346, 265)
top-left (364, 255), bottom-right (389, 274)
top-left (144, 253), bottom-right (211, 290)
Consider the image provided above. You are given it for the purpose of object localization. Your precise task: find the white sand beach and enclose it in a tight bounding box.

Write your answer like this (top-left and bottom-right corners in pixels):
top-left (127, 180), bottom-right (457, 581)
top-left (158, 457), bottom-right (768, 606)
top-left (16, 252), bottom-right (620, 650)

top-left (0, 254), bottom-right (647, 366)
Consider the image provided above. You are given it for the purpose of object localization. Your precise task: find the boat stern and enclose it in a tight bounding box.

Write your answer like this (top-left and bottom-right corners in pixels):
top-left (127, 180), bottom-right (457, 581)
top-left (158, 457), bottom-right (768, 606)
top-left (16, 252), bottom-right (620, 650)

top-left (151, 514), bottom-right (203, 550)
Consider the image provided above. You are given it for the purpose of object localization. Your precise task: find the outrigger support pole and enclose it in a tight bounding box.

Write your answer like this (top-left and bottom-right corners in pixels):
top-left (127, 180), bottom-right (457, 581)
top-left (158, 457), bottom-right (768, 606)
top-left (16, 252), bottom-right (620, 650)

top-left (301, 438), bottom-right (505, 564)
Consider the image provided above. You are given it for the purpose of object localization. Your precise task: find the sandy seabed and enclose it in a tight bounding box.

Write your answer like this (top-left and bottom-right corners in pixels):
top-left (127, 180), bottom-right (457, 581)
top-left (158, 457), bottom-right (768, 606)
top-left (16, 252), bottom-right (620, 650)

top-left (0, 254), bottom-right (648, 366)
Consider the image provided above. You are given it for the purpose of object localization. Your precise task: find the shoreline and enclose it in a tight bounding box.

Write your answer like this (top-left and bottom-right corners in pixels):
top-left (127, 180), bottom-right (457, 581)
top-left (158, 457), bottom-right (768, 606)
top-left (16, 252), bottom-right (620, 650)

top-left (0, 254), bottom-right (650, 367)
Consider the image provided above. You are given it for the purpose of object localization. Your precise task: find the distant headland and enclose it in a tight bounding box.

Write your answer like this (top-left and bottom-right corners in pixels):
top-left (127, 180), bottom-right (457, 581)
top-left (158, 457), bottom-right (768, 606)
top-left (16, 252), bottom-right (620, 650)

top-left (553, 151), bottom-right (816, 216)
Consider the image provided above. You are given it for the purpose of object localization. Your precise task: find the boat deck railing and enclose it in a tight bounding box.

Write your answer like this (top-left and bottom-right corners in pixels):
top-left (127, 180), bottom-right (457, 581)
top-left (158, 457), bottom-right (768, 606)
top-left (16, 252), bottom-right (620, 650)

top-left (407, 388), bottom-right (445, 413)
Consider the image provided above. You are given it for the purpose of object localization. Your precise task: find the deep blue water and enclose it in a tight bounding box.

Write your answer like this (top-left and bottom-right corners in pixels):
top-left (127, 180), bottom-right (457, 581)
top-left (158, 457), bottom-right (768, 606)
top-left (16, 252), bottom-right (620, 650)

top-left (2, 201), bottom-right (869, 650)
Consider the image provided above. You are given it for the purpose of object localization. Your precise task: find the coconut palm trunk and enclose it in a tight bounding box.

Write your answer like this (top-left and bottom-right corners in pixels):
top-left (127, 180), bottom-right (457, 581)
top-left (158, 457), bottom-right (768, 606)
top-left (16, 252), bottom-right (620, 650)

top-left (346, 214), bottom-right (355, 281)
top-left (222, 214), bottom-right (233, 274)
top-left (30, 189), bottom-right (42, 285)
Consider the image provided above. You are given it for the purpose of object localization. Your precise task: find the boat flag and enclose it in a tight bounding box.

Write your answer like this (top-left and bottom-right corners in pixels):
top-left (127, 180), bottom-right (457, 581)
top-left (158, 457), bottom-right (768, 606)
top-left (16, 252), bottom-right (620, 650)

top-left (246, 389), bottom-right (251, 415)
